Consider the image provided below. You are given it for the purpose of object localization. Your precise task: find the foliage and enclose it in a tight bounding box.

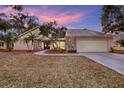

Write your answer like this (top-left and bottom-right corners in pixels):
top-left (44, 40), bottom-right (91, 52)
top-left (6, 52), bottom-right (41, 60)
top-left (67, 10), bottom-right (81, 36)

top-left (101, 5), bottom-right (124, 34)
top-left (2, 32), bottom-right (18, 51)
top-left (116, 39), bottom-right (124, 47)
top-left (0, 13), bottom-right (11, 32)
top-left (51, 47), bottom-right (65, 52)
top-left (23, 33), bottom-right (38, 50)
top-left (39, 21), bottom-right (67, 49)
top-left (0, 5), bottom-right (39, 51)
top-left (39, 21), bottom-right (67, 39)
top-left (7, 6), bottom-right (39, 34)
top-left (7, 5), bottom-right (23, 12)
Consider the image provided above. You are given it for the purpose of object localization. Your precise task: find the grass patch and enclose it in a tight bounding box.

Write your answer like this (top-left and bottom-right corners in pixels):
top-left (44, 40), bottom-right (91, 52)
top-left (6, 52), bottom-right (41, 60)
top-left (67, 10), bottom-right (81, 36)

top-left (0, 53), bottom-right (124, 87)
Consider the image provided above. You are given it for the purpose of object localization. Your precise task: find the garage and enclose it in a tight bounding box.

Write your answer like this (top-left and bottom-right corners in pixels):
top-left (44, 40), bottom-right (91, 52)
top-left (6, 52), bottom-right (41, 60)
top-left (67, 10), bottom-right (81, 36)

top-left (66, 29), bottom-right (113, 53)
top-left (76, 38), bottom-right (109, 52)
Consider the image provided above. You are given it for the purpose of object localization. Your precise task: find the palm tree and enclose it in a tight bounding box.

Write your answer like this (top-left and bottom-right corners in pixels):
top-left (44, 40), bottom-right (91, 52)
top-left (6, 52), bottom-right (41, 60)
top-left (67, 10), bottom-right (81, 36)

top-left (23, 33), bottom-right (38, 50)
top-left (3, 32), bottom-right (18, 51)
top-left (23, 36), bottom-right (30, 50)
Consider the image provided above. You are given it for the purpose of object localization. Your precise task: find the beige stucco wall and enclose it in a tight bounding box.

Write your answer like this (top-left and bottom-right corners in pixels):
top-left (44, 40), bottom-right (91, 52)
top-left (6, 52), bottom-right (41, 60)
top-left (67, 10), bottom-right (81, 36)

top-left (14, 40), bottom-right (33, 50)
top-left (76, 37), bottom-right (112, 52)
top-left (14, 28), bottom-right (41, 50)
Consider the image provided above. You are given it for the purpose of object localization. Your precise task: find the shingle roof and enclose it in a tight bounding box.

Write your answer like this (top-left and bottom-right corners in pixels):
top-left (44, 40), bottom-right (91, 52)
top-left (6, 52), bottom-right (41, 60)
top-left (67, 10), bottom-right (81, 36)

top-left (19, 26), bottom-right (40, 37)
top-left (66, 29), bottom-right (112, 38)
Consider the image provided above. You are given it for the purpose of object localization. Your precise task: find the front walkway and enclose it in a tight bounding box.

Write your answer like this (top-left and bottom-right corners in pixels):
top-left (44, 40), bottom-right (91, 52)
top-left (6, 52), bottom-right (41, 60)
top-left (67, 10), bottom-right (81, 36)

top-left (34, 50), bottom-right (80, 56)
top-left (80, 53), bottom-right (124, 75)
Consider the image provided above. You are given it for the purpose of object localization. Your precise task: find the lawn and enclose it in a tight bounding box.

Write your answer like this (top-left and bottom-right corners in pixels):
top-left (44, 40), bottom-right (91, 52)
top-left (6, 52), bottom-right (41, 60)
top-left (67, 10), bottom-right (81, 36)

top-left (0, 52), bottom-right (124, 88)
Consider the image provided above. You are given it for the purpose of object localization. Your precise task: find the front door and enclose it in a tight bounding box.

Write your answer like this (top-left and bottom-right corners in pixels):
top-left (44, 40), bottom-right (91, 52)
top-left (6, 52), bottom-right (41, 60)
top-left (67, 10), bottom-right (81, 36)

top-left (44, 41), bottom-right (50, 49)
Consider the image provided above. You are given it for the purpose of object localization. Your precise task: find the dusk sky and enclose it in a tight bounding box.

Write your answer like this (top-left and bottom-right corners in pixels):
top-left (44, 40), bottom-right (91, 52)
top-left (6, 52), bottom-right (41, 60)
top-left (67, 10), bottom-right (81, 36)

top-left (0, 5), bottom-right (103, 32)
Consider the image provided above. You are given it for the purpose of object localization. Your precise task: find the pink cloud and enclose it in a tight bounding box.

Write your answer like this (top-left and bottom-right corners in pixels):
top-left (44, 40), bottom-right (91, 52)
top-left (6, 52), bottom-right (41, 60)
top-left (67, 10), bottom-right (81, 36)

top-left (40, 13), bottom-right (85, 24)
top-left (0, 6), bottom-right (87, 25)
top-left (25, 6), bottom-right (87, 24)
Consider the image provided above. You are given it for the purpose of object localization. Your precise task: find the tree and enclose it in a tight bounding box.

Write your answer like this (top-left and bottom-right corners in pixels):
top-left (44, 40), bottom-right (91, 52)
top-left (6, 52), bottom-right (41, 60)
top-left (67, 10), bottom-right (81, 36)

top-left (0, 6), bottom-right (40, 51)
top-left (101, 5), bottom-right (124, 34)
top-left (7, 5), bottom-right (39, 34)
top-left (2, 32), bottom-right (18, 51)
top-left (39, 21), bottom-right (67, 49)
top-left (23, 33), bottom-right (38, 50)
top-left (7, 5), bottom-right (23, 12)
top-left (23, 36), bottom-right (30, 50)
top-left (0, 13), bottom-right (11, 32)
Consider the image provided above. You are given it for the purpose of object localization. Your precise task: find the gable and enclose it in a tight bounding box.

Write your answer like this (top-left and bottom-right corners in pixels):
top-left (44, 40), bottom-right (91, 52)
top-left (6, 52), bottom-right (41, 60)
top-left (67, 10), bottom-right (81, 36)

top-left (19, 27), bottom-right (40, 39)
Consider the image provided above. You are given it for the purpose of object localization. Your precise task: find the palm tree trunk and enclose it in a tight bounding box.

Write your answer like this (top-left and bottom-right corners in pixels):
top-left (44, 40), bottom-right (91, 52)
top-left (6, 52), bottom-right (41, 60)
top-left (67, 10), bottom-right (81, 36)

top-left (26, 41), bottom-right (30, 50)
top-left (6, 43), bottom-right (11, 51)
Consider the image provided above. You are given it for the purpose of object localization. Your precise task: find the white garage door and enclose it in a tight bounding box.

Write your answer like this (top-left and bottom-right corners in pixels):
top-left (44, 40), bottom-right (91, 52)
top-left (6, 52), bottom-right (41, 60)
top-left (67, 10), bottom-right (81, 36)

top-left (77, 39), bottom-right (108, 52)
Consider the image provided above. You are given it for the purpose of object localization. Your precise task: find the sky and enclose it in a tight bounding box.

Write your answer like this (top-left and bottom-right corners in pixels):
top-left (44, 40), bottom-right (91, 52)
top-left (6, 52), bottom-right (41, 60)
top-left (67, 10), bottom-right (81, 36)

top-left (0, 5), bottom-right (103, 32)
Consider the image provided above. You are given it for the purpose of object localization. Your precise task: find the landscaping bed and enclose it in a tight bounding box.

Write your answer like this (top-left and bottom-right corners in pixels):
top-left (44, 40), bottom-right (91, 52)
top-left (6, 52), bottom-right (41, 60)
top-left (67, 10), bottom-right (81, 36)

top-left (46, 50), bottom-right (66, 54)
top-left (111, 47), bottom-right (124, 54)
top-left (46, 48), bottom-right (66, 54)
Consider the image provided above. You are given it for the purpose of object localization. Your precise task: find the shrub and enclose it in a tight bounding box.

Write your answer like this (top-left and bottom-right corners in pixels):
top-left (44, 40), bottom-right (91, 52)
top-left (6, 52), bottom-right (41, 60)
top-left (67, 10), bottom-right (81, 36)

top-left (51, 47), bottom-right (65, 52)
top-left (0, 48), bottom-right (9, 52)
top-left (116, 39), bottom-right (124, 47)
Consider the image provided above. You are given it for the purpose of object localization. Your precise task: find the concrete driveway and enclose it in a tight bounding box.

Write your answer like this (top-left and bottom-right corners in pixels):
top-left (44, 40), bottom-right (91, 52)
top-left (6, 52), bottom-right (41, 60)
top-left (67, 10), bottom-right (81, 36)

top-left (80, 53), bottom-right (124, 75)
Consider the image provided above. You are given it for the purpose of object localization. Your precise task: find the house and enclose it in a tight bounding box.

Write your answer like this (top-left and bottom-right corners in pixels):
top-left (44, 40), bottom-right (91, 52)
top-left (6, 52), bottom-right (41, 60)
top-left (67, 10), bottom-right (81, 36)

top-left (14, 26), bottom-right (65, 50)
top-left (1, 27), bottom-right (113, 52)
top-left (65, 29), bottom-right (113, 52)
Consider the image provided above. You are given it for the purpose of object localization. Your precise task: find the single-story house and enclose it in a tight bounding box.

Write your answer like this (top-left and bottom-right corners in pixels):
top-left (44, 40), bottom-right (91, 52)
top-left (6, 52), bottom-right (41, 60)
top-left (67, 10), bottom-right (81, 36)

top-left (0, 27), bottom-right (113, 52)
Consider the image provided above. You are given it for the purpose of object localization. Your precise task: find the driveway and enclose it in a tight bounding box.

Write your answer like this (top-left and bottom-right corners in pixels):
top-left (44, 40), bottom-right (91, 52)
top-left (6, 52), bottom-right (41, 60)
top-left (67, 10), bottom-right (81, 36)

top-left (80, 53), bottom-right (124, 75)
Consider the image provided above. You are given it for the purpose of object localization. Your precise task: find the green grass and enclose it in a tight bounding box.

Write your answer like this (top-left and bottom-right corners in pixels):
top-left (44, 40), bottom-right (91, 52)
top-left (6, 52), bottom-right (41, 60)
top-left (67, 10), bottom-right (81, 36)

top-left (0, 52), bottom-right (124, 88)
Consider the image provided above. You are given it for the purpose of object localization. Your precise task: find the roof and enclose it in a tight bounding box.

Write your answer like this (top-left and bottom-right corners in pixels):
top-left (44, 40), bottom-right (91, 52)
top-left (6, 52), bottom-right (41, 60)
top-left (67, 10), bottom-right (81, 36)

top-left (18, 26), bottom-right (65, 41)
top-left (66, 29), bottom-right (112, 38)
top-left (19, 26), bottom-right (40, 37)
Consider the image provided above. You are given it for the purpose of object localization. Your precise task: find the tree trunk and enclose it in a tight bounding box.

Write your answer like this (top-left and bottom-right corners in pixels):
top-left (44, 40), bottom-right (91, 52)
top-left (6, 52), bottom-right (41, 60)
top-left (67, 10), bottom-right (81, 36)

top-left (26, 41), bottom-right (30, 50)
top-left (6, 43), bottom-right (11, 51)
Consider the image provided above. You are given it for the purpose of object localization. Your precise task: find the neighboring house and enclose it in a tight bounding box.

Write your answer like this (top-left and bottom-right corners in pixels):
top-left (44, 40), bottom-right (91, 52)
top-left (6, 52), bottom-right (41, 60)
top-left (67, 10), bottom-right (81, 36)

top-left (65, 29), bottom-right (113, 52)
